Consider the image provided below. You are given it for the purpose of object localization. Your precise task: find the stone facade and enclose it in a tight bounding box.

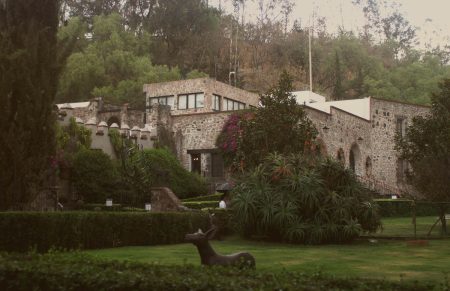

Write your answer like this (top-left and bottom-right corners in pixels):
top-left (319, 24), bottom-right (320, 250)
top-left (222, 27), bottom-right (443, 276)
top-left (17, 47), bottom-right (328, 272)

top-left (58, 79), bottom-right (429, 196)
top-left (143, 78), bottom-right (259, 116)
top-left (144, 78), bottom-right (260, 185)
top-left (57, 102), bottom-right (155, 158)
top-left (305, 97), bottom-right (429, 195)
top-left (150, 187), bottom-right (188, 212)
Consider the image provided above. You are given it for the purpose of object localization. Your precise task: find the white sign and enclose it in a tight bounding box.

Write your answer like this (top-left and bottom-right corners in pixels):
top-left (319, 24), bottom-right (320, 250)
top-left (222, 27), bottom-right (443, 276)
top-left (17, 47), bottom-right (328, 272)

top-left (391, 195), bottom-right (398, 200)
top-left (106, 199), bottom-right (113, 207)
top-left (145, 203), bottom-right (152, 211)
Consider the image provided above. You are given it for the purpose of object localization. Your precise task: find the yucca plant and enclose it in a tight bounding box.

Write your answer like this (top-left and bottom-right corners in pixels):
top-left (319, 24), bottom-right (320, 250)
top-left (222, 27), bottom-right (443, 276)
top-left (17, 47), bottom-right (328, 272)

top-left (231, 153), bottom-right (381, 244)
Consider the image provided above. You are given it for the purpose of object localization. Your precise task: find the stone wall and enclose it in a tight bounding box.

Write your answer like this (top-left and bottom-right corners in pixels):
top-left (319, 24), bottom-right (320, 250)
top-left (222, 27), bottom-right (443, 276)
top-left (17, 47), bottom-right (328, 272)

top-left (305, 97), bottom-right (430, 195)
top-left (369, 98), bottom-right (429, 192)
top-left (150, 187), bottom-right (186, 212)
top-left (58, 109), bottom-right (154, 159)
top-left (171, 112), bottom-right (231, 174)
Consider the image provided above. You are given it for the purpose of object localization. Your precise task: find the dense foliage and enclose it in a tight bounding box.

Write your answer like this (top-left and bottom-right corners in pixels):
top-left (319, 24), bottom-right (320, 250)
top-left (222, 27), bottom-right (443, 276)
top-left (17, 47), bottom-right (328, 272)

top-left (0, 212), bottom-right (208, 252)
top-left (0, 0), bottom-right (59, 210)
top-left (72, 149), bottom-right (120, 203)
top-left (56, 13), bottom-right (185, 107)
top-left (396, 79), bottom-right (450, 234)
top-left (232, 154), bottom-right (381, 244)
top-left (0, 252), bottom-right (439, 291)
top-left (56, 0), bottom-right (450, 105)
top-left (127, 148), bottom-right (208, 199)
top-left (216, 72), bottom-right (317, 171)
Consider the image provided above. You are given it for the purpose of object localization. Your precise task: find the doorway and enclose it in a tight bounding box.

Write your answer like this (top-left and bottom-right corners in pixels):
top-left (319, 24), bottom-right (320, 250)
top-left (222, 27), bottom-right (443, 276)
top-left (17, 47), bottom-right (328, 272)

top-left (191, 153), bottom-right (201, 174)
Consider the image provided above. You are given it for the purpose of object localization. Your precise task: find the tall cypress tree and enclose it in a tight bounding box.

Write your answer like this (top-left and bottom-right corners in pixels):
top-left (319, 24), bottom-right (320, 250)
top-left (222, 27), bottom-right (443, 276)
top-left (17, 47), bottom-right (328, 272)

top-left (0, 0), bottom-right (59, 209)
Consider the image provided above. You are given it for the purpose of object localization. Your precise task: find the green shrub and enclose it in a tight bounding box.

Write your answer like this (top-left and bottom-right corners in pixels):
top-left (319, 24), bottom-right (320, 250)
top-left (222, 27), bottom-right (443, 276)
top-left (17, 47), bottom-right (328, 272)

top-left (182, 201), bottom-right (219, 210)
top-left (232, 154), bottom-right (381, 244)
top-left (182, 193), bottom-right (222, 202)
top-left (0, 212), bottom-right (208, 252)
top-left (374, 199), bottom-right (449, 217)
top-left (72, 149), bottom-right (121, 203)
top-left (77, 203), bottom-right (123, 211)
top-left (129, 148), bottom-right (208, 199)
top-left (201, 208), bottom-right (233, 237)
top-left (0, 252), bottom-right (438, 290)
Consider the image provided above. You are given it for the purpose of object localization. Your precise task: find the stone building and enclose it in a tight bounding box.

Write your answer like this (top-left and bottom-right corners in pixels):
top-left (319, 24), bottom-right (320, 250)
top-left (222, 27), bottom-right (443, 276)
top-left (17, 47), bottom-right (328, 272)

top-left (57, 78), bottom-right (429, 196)
top-left (57, 99), bottom-right (154, 159)
top-left (143, 78), bottom-right (260, 184)
top-left (299, 94), bottom-right (429, 195)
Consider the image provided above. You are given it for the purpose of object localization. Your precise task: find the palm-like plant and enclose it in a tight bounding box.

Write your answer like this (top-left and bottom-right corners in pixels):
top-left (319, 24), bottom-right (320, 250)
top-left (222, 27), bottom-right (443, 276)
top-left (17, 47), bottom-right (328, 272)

top-left (231, 154), bottom-right (381, 243)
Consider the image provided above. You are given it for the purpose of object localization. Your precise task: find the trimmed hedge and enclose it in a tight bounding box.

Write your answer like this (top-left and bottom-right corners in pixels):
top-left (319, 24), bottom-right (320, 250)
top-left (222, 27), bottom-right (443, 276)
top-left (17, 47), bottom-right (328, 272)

top-left (0, 253), bottom-right (438, 291)
top-left (182, 193), bottom-right (222, 202)
top-left (374, 200), bottom-right (449, 217)
top-left (0, 212), bottom-right (208, 252)
top-left (77, 203), bottom-right (123, 211)
top-left (182, 201), bottom-right (219, 210)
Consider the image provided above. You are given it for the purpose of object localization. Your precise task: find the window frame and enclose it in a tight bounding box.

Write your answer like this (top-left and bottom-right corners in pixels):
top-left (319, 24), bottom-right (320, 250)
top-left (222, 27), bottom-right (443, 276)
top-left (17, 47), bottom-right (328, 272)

top-left (224, 97), bottom-right (245, 111)
top-left (213, 94), bottom-right (221, 111)
top-left (178, 92), bottom-right (205, 110)
top-left (148, 95), bottom-right (175, 109)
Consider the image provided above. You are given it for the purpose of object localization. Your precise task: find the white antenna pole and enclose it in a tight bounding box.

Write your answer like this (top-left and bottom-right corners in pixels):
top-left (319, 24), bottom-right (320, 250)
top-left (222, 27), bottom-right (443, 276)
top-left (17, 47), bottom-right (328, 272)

top-left (309, 18), bottom-right (313, 92)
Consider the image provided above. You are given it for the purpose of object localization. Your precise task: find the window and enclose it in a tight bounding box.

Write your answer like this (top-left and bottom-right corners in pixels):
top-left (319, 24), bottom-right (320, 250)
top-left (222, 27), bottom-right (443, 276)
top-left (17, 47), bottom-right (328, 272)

top-left (397, 158), bottom-right (410, 183)
top-left (149, 96), bottom-right (175, 109)
top-left (213, 94), bottom-right (221, 111)
top-left (396, 117), bottom-right (407, 137)
top-left (224, 97), bottom-right (245, 111)
top-left (178, 95), bottom-right (187, 109)
top-left (178, 93), bottom-right (204, 110)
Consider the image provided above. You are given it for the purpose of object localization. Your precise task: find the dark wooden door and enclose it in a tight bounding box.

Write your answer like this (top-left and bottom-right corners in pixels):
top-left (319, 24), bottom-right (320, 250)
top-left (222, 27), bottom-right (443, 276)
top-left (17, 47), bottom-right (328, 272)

top-left (191, 153), bottom-right (201, 174)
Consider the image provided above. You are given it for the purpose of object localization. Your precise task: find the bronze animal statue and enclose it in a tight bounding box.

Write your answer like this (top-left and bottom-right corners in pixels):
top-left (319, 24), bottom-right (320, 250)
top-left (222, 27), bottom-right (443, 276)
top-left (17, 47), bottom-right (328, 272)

top-left (185, 227), bottom-right (255, 268)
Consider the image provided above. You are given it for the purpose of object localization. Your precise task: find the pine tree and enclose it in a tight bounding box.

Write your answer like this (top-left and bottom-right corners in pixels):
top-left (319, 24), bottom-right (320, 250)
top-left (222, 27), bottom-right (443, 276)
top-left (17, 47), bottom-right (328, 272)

top-left (0, 0), bottom-right (59, 209)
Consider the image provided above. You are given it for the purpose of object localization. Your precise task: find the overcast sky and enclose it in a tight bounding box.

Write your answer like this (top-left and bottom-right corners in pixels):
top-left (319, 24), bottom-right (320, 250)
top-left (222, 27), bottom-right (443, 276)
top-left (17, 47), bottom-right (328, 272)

top-left (210, 0), bottom-right (450, 49)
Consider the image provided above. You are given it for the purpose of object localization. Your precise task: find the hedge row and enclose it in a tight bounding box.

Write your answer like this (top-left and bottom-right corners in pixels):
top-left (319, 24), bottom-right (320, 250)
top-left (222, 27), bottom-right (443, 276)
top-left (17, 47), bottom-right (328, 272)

top-left (0, 212), bottom-right (208, 252)
top-left (77, 203), bottom-right (123, 211)
top-left (182, 201), bottom-right (219, 210)
top-left (374, 200), bottom-right (449, 217)
top-left (181, 193), bottom-right (222, 202)
top-left (0, 253), bottom-right (439, 291)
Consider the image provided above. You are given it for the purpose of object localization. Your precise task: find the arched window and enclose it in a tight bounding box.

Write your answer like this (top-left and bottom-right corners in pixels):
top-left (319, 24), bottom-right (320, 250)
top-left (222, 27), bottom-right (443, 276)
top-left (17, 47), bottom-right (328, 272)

top-left (365, 157), bottom-right (372, 177)
top-left (349, 143), bottom-right (361, 175)
top-left (336, 148), bottom-right (345, 164)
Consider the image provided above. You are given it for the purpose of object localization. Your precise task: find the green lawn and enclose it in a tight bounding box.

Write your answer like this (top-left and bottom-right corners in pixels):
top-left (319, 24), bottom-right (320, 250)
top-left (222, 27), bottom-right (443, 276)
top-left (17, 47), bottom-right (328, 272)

top-left (369, 216), bottom-right (445, 238)
top-left (84, 216), bottom-right (450, 282)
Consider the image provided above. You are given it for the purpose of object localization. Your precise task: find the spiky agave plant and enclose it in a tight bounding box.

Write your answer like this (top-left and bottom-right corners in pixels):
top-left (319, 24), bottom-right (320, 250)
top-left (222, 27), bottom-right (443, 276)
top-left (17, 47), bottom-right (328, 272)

top-left (231, 154), bottom-right (381, 243)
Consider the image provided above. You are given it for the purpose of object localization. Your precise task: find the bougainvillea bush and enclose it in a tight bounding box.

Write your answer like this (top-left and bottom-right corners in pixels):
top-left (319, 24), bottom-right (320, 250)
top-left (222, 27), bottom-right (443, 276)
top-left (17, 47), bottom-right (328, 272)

top-left (216, 71), bottom-right (317, 172)
top-left (231, 153), bottom-right (381, 244)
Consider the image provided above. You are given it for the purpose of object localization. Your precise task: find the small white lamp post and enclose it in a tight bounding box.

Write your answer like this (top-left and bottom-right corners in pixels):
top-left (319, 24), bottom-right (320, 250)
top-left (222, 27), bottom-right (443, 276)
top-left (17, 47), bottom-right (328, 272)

top-left (106, 198), bottom-right (113, 207)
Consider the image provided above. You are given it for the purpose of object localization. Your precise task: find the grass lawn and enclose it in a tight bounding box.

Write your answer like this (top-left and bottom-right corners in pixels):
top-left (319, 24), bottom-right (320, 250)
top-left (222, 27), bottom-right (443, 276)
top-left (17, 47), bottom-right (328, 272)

top-left (370, 216), bottom-right (445, 238)
top-left (84, 216), bottom-right (450, 282)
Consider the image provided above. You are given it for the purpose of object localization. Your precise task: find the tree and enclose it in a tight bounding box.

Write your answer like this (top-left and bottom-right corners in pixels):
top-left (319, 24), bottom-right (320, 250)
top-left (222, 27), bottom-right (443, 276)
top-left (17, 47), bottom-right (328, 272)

top-left (216, 71), bottom-right (317, 171)
top-left (56, 13), bottom-right (182, 107)
top-left (396, 79), bottom-right (450, 234)
top-left (0, 0), bottom-right (59, 210)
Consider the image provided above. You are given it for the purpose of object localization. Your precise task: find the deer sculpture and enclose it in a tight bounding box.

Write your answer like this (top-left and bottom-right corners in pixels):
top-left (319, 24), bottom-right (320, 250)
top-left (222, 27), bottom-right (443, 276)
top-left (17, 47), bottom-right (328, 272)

top-left (185, 227), bottom-right (255, 268)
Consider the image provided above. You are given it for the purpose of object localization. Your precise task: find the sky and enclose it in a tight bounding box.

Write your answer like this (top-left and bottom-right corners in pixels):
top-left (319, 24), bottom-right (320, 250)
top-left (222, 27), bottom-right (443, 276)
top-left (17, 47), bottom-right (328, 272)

top-left (210, 0), bottom-right (450, 49)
